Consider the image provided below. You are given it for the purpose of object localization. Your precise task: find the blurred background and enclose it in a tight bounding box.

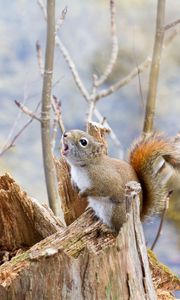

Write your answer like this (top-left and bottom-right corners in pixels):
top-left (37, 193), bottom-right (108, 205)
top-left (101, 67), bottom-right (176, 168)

top-left (0, 0), bottom-right (179, 283)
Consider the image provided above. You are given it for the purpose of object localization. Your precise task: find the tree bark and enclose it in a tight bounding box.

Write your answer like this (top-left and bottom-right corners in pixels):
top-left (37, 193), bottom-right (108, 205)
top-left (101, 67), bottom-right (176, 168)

top-left (41, 0), bottom-right (64, 219)
top-left (143, 0), bottom-right (166, 134)
top-left (0, 175), bottom-right (157, 300)
top-left (0, 174), bottom-right (179, 299)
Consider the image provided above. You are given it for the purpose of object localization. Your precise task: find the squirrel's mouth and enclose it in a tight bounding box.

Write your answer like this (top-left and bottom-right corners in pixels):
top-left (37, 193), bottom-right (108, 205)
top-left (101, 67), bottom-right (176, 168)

top-left (61, 142), bottom-right (69, 156)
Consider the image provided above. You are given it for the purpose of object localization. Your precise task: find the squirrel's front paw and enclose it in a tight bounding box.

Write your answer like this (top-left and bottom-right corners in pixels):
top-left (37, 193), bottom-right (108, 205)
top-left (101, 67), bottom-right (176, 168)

top-left (78, 189), bottom-right (88, 198)
top-left (71, 179), bottom-right (79, 193)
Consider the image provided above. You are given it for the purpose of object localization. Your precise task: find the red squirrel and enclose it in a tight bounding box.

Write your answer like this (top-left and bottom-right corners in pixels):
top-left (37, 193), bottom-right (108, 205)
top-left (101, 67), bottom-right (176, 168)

top-left (61, 130), bottom-right (180, 232)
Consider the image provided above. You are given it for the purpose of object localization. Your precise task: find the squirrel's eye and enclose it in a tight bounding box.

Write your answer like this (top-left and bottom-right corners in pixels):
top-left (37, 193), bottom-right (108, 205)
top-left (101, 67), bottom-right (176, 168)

top-left (79, 138), bottom-right (88, 147)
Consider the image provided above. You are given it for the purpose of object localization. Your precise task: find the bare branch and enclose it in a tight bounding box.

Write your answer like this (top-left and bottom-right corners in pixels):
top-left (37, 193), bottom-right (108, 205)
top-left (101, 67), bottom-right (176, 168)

top-left (87, 101), bottom-right (96, 123)
top-left (51, 95), bottom-right (65, 134)
top-left (94, 108), bottom-right (124, 158)
top-left (35, 40), bottom-right (65, 119)
top-left (95, 26), bottom-right (179, 102)
top-left (95, 56), bottom-right (152, 101)
top-left (0, 119), bottom-right (33, 157)
top-left (37, 0), bottom-right (47, 19)
top-left (56, 6), bottom-right (68, 33)
top-left (36, 0), bottom-right (129, 155)
top-left (39, 0), bottom-right (179, 106)
top-left (41, 0), bottom-right (64, 221)
top-left (100, 116), bottom-right (107, 126)
top-left (143, 0), bottom-right (166, 134)
top-left (54, 23), bottom-right (123, 155)
top-left (94, 0), bottom-right (118, 87)
top-left (164, 19), bottom-right (180, 31)
top-left (0, 102), bottom-right (41, 157)
top-left (151, 195), bottom-right (169, 250)
top-left (51, 94), bottom-right (66, 152)
top-left (15, 100), bottom-right (41, 122)
top-left (164, 25), bottom-right (180, 45)
top-left (36, 34), bottom-right (65, 150)
top-left (36, 40), bottom-right (44, 76)
top-left (55, 37), bottom-right (90, 101)
top-left (51, 118), bottom-right (58, 153)
top-left (132, 35), bottom-right (145, 108)
top-left (87, 74), bottom-right (98, 122)
top-left (38, 0), bottom-right (89, 102)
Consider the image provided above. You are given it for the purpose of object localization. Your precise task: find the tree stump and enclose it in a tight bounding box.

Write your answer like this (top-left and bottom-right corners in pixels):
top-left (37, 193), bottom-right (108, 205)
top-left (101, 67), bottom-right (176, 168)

top-left (0, 174), bottom-right (158, 300)
top-left (0, 123), bottom-right (179, 299)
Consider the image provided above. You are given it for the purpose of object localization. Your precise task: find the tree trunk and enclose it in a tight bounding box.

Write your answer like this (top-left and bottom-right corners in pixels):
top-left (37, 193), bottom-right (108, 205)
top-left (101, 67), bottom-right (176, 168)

top-left (0, 174), bottom-right (158, 300)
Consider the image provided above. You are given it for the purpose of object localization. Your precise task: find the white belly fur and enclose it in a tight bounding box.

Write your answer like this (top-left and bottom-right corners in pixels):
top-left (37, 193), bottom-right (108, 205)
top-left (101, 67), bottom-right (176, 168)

top-left (70, 165), bottom-right (114, 227)
top-left (88, 197), bottom-right (114, 228)
top-left (70, 165), bottom-right (91, 190)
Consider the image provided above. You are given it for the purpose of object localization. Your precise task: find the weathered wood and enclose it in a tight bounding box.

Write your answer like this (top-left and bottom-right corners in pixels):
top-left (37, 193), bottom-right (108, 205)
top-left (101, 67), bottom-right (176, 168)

top-left (0, 174), bottom-right (179, 299)
top-left (0, 122), bottom-right (179, 299)
top-left (0, 173), bottom-right (63, 255)
top-left (148, 250), bottom-right (180, 299)
top-left (87, 121), bottom-right (110, 154)
top-left (0, 179), bottom-right (158, 300)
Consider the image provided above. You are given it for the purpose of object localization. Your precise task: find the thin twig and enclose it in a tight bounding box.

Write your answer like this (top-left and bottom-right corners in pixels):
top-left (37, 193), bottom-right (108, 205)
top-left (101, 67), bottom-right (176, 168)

top-left (36, 39), bottom-right (65, 145)
top-left (38, 0), bottom-right (88, 101)
top-left (87, 101), bottom-right (96, 123)
top-left (164, 25), bottom-right (180, 46)
top-left (36, 40), bottom-right (44, 76)
top-left (94, 108), bottom-right (124, 158)
top-left (15, 100), bottom-right (42, 122)
top-left (0, 102), bottom-right (41, 157)
top-left (51, 95), bottom-right (65, 134)
top-left (55, 37), bottom-right (90, 101)
top-left (151, 196), bottom-right (169, 250)
top-left (38, 0), bottom-right (179, 104)
top-left (51, 94), bottom-right (66, 153)
top-left (143, 0), bottom-right (166, 134)
top-left (37, 0), bottom-right (47, 19)
top-left (132, 30), bottom-right (144, 108)
top-left (54, 34), bottom-right (122, 151)
top-left (0, 119), bottom-right (33, 157)
top-left (94, 0), bottom-right (118, 87)
top-left (94, 27), bottom-right (179, 101)
top-left (56, 6), bottom-right (68, 33)
top-left (95, 57), bottom-right (151, 101)
top-left (164, 19), bottom-right (180, 31)
top-left (51, 117), bottom-right (58, 153)
top-left (55, 25), bottom-right (123, 154)
top-left (41, 0), bottom-right (64, 220)
top-left (87, 0), bottom-right (118, 122)
top-left (100, 116), bottom-right (107, 126)
top-left (87, 74), bottom-right (98, 122)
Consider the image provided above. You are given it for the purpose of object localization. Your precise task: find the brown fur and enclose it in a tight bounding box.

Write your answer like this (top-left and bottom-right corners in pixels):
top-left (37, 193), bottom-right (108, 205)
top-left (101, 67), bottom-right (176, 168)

top-left (62, 130), bottom-right (179, 231)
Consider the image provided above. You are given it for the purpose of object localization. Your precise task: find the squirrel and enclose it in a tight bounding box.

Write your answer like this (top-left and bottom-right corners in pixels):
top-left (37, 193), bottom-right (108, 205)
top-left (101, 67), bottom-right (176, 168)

top-left (61, 129), bottom-right (180, 233)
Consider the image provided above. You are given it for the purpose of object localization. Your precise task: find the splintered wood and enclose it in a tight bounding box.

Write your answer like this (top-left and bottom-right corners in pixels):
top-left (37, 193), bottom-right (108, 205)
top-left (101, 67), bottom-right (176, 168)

top-left (0, 175), bottom-right (158, 300)
top-left (0, 122), bottom-right (179, 299)
top-left (0, 173), bottom-right (63, 265)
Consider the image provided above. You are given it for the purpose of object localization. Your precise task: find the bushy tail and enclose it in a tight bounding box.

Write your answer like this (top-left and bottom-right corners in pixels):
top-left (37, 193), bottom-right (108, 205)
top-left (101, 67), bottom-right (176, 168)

top-left (129, 133), bottom-right (180, 218)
